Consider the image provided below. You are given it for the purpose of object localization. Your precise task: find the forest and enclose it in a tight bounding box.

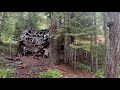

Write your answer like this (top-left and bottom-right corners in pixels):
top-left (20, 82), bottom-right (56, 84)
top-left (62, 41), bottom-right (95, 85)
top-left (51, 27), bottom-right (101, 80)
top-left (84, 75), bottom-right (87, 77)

top-left (0, 12), bottom-right (119, 78)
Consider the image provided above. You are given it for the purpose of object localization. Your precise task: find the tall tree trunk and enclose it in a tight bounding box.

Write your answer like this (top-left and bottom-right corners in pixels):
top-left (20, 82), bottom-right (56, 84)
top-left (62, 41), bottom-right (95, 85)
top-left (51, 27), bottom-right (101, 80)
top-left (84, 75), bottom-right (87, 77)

top-left (0, 12), bottom-right (4, 28)
top-left (90, 35), bottom-right (94, 72)
top-left (103, 12), bottom-right (110, 77)
top-left (91, 12), bottom-right (98, 73)
top-left (49, 12), bottom-right (58, 64)
top-left (106, 12), bottom-right (120, 78)
top-left (64, 12), bottom-right (75, 64)
top-left (94, 12), bottom-right (98, 72)
top-left (0, 12), bottom-right (4, 43)
top-left (64, 12), bottom-right (70, 64)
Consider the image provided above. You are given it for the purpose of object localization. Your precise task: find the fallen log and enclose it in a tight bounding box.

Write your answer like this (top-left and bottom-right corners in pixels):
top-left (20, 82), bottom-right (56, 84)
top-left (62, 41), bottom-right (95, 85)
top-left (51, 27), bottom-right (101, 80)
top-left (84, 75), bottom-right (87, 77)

top-left (6, 57), bottom-right (20, 61)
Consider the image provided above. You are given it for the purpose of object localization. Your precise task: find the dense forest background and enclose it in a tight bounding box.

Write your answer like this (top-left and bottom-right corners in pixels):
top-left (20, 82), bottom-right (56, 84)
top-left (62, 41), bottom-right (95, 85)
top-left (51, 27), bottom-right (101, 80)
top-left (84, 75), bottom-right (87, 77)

top-left (0, 12), bottom-right (119, 78)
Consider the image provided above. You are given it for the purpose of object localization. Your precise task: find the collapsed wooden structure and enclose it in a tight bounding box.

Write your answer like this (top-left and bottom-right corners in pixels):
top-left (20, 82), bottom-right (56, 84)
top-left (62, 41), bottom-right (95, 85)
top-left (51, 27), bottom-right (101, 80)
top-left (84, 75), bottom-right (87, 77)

top-left (16, 27), bottom-right (50, 57)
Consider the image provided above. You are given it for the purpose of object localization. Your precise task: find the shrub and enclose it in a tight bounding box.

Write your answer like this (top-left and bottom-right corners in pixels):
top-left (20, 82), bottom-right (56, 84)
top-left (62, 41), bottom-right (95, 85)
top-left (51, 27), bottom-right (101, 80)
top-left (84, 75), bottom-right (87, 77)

top-left (75, 63), bottom-right (91, 72)
top-left (95, 69), bottom-right (105, 78)
top-left (0, 68), bottom-right (16, 78)
top-left (39, 69), bottom-right (63, 78)
top-left (0, 69), bottom-right (11, 78)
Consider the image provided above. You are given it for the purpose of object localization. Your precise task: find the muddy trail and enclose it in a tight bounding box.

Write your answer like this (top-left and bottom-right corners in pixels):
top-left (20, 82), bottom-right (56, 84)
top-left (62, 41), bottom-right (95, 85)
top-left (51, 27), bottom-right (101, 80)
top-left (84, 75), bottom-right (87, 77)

top-left (0, 54), bottom-right (94, 78)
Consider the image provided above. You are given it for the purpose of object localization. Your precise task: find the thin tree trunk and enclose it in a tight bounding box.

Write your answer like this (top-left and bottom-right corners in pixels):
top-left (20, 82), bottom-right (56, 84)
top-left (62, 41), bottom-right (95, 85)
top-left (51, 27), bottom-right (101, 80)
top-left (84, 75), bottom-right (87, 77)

top-left (0, 12), bottom-right (4, 28)
top-left (0, 12), bottom-right (4, 43)
top-left (93, 12), bottom-right (98, 72)
top-left (103, 12), bottom-right (110, 77)
top-left (64, 12), bottom-right (71, 64)
top-left (74, 49), bottom-right (77, 70)
top-left (91, 12), bottom-right (98, 73)
top-left (90, 35), bottom-right (94, 72)
top-left (10, 40), bottom-right (12, 57)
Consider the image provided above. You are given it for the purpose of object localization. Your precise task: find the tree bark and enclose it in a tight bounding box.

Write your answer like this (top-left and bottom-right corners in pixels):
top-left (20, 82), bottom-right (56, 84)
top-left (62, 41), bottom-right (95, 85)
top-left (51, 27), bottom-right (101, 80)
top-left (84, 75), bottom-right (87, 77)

top-left (49, 12), bottom-right (58, 64)
top-left (0, 12), bottom-right (4, 28)
top-left (64, 12), bottom-right (75, 64)
top-left (91, 12), bottom-right (98, 73)
top-left (106, 12), bottom-right (120, 78)
top-left (93, 12), bottom-right (98, 72)
top-left (0, 12), bottom-right (4, 43)
top-left (90, 35), bottom-right (94, 72)
top-left (103, 12), bottom-right (110, 77)
top-left (64, 12), bottom-right (70, 64)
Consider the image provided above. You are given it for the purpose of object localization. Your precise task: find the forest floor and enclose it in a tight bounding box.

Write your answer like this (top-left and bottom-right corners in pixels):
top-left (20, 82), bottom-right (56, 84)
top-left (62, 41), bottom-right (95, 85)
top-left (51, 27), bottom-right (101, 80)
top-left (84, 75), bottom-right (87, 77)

top-left (0, 53), bottom-right (94, 78)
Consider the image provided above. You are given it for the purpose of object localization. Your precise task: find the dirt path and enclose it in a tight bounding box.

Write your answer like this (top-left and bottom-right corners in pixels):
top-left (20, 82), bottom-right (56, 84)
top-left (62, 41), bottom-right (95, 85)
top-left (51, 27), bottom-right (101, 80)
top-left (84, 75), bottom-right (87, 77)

top-left (11, 56), bottom-right (94, 78)
top-left (1, 54), bottom-right (94, 78)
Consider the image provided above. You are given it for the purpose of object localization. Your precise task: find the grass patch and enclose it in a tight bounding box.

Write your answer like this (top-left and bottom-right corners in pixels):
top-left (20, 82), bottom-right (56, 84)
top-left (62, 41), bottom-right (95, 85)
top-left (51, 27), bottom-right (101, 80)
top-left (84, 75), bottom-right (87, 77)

top-left (0, 57), bottom-right (16, 78)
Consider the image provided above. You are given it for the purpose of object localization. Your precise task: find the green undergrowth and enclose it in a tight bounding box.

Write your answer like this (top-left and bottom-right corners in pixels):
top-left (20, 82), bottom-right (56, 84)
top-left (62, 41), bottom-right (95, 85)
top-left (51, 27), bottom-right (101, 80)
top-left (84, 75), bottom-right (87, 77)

top-left (70, 40), bottom-right (91, 51)
top-left (0, 67), bottom-right (16, 78)
top-left (0, 57), bottom-right (16, 78)
top-left (39, 69), bottom-right (63, 78)
top-left (95, 69), bottom-right (105, 78)
top-left (0, 44), bottom-right (17, 53)
top-left (0, 57), bottom-right (7, 66)
top-left (74, 62), bottom-right (91, 72)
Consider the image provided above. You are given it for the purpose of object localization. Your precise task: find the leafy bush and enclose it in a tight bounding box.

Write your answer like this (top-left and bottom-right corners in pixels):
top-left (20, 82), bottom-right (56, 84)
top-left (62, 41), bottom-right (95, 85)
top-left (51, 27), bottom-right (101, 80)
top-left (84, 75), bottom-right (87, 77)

top-left (0, 70), bottom-right (7, 78)
top-left (0, 69), bottom-right (12, 78)
top-left (0, 66), bottom-right (16, 78)
top-left (39, 69), bottom-right (63, 78)
top-left (95, 69), bottom-right (105, 78)
top-left (75, 63), bottom-right (91, 72)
